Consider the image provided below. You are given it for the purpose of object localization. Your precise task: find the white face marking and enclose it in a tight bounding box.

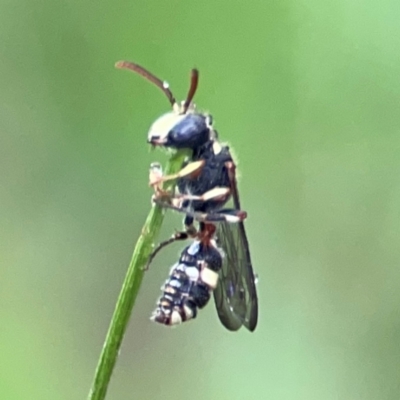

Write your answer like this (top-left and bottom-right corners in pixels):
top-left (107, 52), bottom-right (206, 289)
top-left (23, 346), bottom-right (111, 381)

top-left (185, 266), bottom-right (200, 281)
top-left (148, 112), bottom-right (186, 143)
top-left (200, 267), bottom-right (219, 289)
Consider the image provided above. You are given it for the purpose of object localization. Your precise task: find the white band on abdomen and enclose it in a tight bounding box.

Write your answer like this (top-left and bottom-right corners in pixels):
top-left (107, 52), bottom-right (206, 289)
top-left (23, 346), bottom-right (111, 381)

top-left (200, 268), bottom-right (219, 289)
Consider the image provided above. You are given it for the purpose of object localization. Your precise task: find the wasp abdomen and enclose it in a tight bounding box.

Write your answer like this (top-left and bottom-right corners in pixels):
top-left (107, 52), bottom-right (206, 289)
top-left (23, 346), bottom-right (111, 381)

top-left (151, 239), bottom-right (223, 326)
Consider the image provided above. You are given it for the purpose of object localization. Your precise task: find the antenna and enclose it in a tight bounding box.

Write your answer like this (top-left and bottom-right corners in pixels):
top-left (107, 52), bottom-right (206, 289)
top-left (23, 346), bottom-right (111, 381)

top-left (115, 61), bottom-right (176, 106)
top-left (183, 69), bottom-right (199, 113)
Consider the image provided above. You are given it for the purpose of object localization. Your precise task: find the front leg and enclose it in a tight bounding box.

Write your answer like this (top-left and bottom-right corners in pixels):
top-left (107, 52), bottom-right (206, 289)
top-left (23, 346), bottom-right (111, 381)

top-left (149, 160), bottom-right (205, 187)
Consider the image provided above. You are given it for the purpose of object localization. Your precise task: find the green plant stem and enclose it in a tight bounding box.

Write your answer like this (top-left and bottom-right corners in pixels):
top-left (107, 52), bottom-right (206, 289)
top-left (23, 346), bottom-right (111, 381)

top-left (88, 150), bottom-right (187, 400)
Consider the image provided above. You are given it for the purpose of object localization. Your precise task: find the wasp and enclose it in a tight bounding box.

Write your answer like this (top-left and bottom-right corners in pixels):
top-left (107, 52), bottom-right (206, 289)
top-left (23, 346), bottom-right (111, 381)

top-left (116, 61), bottom-right (258, 331)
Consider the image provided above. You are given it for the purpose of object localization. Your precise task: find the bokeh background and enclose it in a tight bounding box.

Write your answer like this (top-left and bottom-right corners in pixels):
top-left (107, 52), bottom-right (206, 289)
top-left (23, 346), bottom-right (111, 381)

top-left (2, 0), bottom-right (400, 399)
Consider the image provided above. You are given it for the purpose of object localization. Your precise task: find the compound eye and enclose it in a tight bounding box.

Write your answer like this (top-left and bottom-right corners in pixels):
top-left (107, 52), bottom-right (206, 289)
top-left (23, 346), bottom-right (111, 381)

top-left (167, 114), bottom-right (210, 149)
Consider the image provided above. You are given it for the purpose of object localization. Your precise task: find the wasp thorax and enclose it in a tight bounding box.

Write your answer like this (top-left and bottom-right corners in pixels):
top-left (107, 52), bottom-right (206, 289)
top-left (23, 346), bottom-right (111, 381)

top-left (148, 111), bottom-right (211, 150)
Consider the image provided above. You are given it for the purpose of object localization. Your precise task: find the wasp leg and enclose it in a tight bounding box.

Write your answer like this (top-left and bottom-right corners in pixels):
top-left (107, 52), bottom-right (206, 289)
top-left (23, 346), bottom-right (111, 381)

top-left (152, 198), bottom-right (247, 223)
top-left (149, 159), bottom-right (205, 187)
top-left (149, 162), bottom-right (164, 187)
top-left (191, 187), bottom-right (230, 202)
top-left (159, 186), bottom-right (230, 204)
top-left (145, 231), bottom-right (191, 271)
top-left (149, 162), bottom-right (174, 200)
top-left (169, 186), bottom-right (231, 205)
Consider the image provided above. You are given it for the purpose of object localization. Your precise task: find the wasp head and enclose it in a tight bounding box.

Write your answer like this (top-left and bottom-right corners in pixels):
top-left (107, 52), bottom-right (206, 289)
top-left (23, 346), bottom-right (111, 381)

top-left (116, 61), bottom-right (213, 150)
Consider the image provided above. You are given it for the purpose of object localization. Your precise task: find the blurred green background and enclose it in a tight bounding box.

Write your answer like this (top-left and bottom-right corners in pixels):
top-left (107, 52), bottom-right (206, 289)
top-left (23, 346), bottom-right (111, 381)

top-left (1, 0), bottom-right (400, 399)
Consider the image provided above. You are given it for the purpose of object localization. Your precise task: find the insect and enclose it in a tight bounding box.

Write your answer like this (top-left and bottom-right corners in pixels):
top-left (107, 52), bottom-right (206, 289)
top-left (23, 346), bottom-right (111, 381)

top-left (116, 61), bottom-right (258, 331)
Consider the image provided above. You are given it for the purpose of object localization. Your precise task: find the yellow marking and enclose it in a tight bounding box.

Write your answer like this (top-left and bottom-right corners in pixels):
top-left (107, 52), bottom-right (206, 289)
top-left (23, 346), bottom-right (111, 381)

top-left (177, 160), bottom-right (204, 177)
top-left (201, 187), bottom-right (230, 201)
top-left (183, 304), bottom-right (194, 320)
top-left (170, 310), bottom-right (182, 325)
top-left (201, 267), bottom-right (219, 289)
top-left (165, 286), bottom-right (176, 294)
top-left (213, 141), bottom-right (222, 154)
top-left (149, 160), bottom-right (205, 186)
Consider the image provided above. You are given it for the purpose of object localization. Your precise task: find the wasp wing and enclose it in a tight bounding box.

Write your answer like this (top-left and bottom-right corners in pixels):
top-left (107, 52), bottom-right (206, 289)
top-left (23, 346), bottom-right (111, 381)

top-left (212, 158), bottom-right (258, 331)
top-left (152, 197), bottom-right (259, 331)
top-left (213, 219), bottom-right (258, 331)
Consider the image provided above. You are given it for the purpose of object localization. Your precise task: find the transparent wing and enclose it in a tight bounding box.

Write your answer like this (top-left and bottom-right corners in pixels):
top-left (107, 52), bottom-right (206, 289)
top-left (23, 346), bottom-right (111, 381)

top-left (213, 219), bottom-right (258, 331)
